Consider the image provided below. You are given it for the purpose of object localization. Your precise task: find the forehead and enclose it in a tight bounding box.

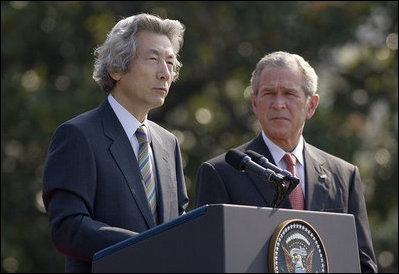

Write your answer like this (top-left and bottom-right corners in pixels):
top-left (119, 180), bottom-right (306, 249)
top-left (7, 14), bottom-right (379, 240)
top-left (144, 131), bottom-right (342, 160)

top-left (136, 31), bottom-right (175, 57)
top-left (259, 66), bottom-right (302, 88)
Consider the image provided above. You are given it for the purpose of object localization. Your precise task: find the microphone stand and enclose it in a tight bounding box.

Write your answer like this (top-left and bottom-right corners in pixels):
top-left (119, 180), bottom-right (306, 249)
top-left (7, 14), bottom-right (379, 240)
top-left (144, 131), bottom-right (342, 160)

top-left (273, 177), bottom-right (300, 207)
top-left (271, 181), bottom-right (286, 208)
top-left (244, 150), bottom-right (299, 208)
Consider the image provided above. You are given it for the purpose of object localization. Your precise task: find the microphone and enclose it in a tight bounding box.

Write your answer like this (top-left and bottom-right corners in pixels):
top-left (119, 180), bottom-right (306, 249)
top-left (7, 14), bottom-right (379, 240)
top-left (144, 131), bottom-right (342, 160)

top-left (245, 150), bottom-right (300, 204)
top-left (225, 149), bottom-right (285, 184)
top-left (245, 150), bottom-right (299, 183)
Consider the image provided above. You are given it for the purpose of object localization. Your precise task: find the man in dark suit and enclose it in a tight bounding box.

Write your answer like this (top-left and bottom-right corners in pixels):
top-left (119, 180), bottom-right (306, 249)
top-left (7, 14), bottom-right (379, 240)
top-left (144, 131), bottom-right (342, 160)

top-left (195, 51), bottom-right (377, 273)
top-left (42, 13), bottom-right (188, 273)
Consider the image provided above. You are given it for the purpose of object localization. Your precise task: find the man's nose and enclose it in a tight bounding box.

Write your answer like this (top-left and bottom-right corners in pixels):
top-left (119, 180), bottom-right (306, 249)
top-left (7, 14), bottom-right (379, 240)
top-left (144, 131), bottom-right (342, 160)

top-left (157, 61), bottom-right (171, 81)
top-left (271, 94), bottom-right (287, 109)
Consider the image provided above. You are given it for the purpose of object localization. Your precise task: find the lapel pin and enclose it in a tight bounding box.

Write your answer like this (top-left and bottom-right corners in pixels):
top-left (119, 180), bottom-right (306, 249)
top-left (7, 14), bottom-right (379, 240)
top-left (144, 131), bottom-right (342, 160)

top-left (319, 174), bottom-right (327, 182)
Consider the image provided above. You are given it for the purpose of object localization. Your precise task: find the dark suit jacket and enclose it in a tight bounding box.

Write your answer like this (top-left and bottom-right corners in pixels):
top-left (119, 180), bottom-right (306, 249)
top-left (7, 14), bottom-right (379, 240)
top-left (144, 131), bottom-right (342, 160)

top-left (195, 133), bottom-right (377, 273)
top-left (43, 99), bottom-right (189, 272)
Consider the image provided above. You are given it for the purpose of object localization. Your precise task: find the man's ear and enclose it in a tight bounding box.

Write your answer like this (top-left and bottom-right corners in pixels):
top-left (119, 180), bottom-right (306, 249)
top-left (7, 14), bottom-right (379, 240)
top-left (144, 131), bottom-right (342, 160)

top-left (250, 92), bottom-right (258, 116)
top-left (306, 94), bottom-right (319, 119)
top-left (110, 72), bottom-right (122, 81)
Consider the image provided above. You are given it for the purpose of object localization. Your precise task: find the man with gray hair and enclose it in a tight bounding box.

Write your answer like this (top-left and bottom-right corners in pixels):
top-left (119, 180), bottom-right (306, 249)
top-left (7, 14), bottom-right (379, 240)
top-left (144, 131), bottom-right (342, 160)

top-left (195, 51), bottom-right (377, 272)
top-left (43, 13), bottom-right (188, 272)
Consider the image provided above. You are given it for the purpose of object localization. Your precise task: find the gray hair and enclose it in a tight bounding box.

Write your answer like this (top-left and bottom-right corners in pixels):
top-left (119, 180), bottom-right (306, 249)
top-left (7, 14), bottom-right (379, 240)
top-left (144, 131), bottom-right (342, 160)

top-left (93, 13), bottom-right (185, 93)
top-left (250, 51), bottom-right (318, 97)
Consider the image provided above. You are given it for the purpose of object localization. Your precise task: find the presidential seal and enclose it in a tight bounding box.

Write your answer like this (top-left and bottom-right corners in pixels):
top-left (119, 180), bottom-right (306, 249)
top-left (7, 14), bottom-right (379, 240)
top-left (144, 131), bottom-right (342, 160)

top-left (269, 219), bottom-right (328, 273)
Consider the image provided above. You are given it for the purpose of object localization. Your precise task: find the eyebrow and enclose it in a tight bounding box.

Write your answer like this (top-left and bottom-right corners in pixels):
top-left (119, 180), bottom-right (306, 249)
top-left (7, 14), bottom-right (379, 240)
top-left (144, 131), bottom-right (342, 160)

top-left (261, 86), bottom-right (299, 93)
top-left (148, 49), bottom-right (175, 59)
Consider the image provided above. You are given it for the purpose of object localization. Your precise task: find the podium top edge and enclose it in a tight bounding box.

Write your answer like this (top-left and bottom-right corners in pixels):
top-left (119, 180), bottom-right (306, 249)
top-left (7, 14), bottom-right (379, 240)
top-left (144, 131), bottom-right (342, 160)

top-left (93, 204), bottom-right (209, 261)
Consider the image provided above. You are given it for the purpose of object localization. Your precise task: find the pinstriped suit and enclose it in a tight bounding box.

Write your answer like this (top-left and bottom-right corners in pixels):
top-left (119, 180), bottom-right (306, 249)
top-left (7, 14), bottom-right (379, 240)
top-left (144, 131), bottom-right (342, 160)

top-left (195, 133), bottom-right (377, 273)
top-left (43, 99), bottom-right (188, 272)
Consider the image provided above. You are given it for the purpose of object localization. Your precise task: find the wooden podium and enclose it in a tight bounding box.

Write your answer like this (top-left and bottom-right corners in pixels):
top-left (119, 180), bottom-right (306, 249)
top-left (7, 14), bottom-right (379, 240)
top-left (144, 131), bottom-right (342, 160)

top-left (92, 204), bottom-right (360, 273)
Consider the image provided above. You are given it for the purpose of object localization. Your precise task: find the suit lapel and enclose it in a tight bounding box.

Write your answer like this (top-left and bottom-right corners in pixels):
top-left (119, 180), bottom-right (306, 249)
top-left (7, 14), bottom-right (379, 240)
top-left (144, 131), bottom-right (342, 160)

top-left (303, 142), bottom-right (331, 211)
top-left (101, 100), bottom-right (155, 227)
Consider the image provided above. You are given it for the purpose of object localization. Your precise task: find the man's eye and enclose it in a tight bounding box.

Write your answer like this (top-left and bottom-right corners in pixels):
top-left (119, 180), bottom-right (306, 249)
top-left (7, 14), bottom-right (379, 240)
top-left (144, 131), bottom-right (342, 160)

top-left (262, 91), bottom-right (272, 96)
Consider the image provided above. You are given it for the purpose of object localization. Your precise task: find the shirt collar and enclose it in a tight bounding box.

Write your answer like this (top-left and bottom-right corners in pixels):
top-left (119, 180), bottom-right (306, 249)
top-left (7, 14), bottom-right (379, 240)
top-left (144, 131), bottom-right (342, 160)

top-left (108, 94), bottom-right (148, 140)
top-left (261, 131), bottom-right (304, 166)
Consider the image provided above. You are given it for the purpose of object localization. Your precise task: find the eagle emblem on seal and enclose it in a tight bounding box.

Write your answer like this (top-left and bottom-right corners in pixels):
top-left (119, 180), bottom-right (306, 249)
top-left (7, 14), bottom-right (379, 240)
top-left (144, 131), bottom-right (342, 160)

top-left (282, 246), bottom-right (314, 273)
top-left (268, 219), bottom-right (328, 273)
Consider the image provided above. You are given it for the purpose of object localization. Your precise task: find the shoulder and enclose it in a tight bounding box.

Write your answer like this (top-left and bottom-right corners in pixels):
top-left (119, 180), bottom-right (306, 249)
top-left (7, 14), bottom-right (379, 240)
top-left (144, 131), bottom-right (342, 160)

top-left (61, 109), bottom-right (100, 132)
top-left (146, 120), bottom-right (182, 151)
top-left (305, 142), bottom-right (356, 170)
top-left (147, 120), bottom-right (173, 135)
top-left (50, 102), bottom-right (106, 141)
top-left (60, 100), bottom-right (108, 128)
top-left (200, 140), bottom-right (253, 168)
top-left (147, 120), bottom-right (177, 140)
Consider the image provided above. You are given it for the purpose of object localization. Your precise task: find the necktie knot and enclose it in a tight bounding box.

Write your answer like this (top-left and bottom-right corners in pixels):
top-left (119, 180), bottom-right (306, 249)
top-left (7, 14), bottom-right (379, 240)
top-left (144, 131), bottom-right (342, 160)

top-left (283, 153), bottom-right (296, 172)
top-left (136, 125), bottom-right (148, 144)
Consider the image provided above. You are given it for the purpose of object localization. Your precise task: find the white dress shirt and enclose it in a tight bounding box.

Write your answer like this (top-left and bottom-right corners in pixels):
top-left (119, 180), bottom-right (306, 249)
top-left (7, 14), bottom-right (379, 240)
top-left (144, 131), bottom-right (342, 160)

top-left (261, 131), bottom-right (306, 197)
top-left (107, 94), bottom-right (157, 177)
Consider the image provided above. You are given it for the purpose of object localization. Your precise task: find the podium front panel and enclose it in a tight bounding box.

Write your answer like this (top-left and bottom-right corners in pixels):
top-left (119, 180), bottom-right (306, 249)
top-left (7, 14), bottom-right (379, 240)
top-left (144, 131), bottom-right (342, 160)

top-left (92, 204), bottom-right (360, 273)
top-left (220, 204), bottom-right (360, 272)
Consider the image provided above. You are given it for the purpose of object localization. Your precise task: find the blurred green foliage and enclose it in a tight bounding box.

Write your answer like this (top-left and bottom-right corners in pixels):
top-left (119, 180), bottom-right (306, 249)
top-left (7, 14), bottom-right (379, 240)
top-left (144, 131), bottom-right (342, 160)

top-left (1, 1), bottom-right (397, 272)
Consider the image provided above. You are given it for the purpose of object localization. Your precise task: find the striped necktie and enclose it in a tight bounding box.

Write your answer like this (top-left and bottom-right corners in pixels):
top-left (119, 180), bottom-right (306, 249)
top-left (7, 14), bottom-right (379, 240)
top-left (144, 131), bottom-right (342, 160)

top-left (136, 125), bottom-right (158, 224)
top-left (283, 153), bottom-right (305, 210)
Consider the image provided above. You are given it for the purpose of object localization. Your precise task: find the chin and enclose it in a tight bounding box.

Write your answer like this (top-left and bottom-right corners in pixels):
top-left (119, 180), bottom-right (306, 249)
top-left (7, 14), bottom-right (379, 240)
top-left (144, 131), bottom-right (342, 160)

top-left (267, 129), bottom-right (289, 140)
top-left (151, 99), bottom-right (165, 109)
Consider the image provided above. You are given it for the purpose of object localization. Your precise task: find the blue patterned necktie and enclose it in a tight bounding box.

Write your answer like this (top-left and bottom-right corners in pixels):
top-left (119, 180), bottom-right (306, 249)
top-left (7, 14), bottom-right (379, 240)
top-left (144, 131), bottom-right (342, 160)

top-left (136, 125), bottom-right (158, 224)
top-left (283, 153), bottom-right (305, 210)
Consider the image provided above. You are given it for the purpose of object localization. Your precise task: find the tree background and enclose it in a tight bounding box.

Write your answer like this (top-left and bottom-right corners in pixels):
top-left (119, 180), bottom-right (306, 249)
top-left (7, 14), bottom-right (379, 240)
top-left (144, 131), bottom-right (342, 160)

top-left (1, 1), bottom-right (397, 272)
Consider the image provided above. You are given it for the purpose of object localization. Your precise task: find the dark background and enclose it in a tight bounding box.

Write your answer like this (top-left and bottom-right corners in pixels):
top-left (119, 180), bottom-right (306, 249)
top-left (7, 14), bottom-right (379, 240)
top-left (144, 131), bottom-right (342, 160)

top-left (2, 1), bottom-right (397, 272)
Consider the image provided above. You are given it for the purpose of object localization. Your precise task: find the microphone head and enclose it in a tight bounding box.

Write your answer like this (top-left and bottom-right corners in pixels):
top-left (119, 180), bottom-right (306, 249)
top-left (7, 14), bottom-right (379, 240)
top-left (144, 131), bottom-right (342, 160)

top-left (225, 149), bottom-right (249, 171)
top-left (245, 150), bottom-right (266, 163)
